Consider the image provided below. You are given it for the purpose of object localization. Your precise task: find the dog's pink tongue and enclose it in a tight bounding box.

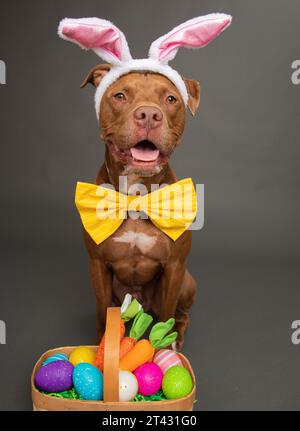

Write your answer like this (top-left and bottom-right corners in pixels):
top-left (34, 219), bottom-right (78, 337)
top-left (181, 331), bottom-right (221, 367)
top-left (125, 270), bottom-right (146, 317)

top-left (130, 146), bottom-right (159, 162)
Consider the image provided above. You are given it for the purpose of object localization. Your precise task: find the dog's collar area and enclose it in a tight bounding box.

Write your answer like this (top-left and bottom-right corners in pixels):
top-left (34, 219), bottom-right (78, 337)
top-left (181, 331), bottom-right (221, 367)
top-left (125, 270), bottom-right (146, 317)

top-left (75, 177), bottom-right (197, 243)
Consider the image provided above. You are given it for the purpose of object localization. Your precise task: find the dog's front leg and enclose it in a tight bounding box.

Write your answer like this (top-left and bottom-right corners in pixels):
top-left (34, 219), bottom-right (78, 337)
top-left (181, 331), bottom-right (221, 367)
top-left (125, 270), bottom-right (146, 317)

top-left (159, 260), bottom-right (195, 350)
top-left (158, 258), bottom-right (185, 323)
top-left (88, 257), bottom-right (113, 341)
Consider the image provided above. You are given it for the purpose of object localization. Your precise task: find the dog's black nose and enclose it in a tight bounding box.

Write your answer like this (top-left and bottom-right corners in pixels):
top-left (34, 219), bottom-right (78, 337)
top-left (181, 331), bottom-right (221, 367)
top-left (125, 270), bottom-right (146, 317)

top-left (134, 106), bottom-right (163, 129)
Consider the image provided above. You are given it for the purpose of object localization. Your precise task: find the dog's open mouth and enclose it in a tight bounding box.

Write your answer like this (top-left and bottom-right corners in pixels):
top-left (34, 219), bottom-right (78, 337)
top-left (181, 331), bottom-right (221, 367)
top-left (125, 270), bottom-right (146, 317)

top-left (130, 140), bottom-right (160, 163)
top-left (108, 138), bottom-right (169, 173)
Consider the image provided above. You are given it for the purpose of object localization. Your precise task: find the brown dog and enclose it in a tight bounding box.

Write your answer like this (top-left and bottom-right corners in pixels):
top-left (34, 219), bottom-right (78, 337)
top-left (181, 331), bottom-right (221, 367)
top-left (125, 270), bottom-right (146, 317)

top-left (58, 13), bottom-right (232, 350)
top-left (81, 65), bottom-right (200, 350)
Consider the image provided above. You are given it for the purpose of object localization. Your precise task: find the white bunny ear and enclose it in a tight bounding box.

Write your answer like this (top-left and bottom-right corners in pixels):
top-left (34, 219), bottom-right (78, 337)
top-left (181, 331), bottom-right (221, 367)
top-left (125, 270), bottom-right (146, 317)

top-left (58, 17), bottom-right (132, 66)
top-left (149, 13), bottom-right (232, 64)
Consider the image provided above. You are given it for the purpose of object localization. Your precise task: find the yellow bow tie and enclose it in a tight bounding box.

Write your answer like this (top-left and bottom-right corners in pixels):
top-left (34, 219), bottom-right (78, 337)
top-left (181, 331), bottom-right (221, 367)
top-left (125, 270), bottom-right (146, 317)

top-left (75, 178), bottom-right (197, 244)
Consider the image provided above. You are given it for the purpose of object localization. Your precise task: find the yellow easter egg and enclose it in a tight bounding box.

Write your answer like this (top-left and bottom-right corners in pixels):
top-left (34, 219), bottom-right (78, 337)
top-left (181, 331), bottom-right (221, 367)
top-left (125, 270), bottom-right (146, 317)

top-left (69, 347), bottom-right (96, 366)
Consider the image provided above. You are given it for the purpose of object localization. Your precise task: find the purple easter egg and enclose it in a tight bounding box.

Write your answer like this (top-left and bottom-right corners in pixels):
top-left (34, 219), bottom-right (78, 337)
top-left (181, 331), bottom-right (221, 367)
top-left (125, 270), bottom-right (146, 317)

top-left (34, 360), bottom-right (74, 392)
top-left (134, 362), bottom-right (163, 396)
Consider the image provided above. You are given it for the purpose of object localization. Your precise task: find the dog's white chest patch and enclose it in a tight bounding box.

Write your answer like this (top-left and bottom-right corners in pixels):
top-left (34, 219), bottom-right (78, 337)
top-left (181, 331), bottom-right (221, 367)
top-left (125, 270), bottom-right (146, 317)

top-left (113, 231), bottom-right (157, 254)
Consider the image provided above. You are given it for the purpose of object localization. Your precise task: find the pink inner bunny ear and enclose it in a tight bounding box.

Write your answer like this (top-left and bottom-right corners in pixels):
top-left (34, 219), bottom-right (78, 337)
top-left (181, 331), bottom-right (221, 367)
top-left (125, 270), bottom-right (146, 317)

top-left (58, 18), bottom-right (132, 65)
top-left (149, 13), bottom-right (232, 63)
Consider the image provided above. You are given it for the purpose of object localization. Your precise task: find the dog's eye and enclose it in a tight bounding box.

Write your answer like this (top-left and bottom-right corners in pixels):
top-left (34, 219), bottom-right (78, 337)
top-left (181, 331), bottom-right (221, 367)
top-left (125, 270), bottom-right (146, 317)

top-left (166, 95), bottom-right (177, 104)
top-left (114, 92), bottom-right (126, 101)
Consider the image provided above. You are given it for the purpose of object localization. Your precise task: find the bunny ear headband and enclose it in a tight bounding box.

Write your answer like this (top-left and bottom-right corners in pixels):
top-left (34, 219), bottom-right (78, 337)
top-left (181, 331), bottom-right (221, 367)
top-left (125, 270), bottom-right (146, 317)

top-left (58, 13), bottom-right (232, 117)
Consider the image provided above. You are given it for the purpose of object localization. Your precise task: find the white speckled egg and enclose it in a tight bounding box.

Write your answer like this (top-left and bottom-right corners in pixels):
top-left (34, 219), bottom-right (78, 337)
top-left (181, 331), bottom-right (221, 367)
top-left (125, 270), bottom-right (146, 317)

top-left (119, 370), bottom-right (138, 402)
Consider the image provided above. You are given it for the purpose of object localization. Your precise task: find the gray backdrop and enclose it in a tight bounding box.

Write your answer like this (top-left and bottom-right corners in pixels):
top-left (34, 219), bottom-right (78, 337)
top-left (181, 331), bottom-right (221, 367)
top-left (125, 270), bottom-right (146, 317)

top-left (1, 0), bottom-right (300, 410)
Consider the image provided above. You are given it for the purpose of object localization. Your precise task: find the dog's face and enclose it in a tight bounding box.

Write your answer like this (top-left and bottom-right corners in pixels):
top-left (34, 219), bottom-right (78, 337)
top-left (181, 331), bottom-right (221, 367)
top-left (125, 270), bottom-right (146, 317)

top-left (82, 64), bottom-right (200, 176)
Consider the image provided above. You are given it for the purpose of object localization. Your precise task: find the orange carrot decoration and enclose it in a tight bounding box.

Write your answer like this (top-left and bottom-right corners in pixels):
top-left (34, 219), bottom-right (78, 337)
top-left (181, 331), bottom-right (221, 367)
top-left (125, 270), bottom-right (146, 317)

top-left (120, 337), bottom-right (137, 359)
top-left (119, 339), bottom-right (155, 372)
top-left (94, 319), bottom-right (125, 372)
top-left (119, 311), bottom-right (153, 359)
top-left (119, 318), bottom-right (178, 372)
top-left (94, 294), bottom-right (143, 372)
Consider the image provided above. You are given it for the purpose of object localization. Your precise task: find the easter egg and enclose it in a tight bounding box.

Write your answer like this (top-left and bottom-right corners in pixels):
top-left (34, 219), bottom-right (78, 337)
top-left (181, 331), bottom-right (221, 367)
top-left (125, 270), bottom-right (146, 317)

top-left (42, 353), bottom-right (69, 366)
top-left (162, 365), bottom-right (193, 399)
top-left (69, 347), bottom-right (96, 366)
top-left (119, 370), bottom-right (138, 402)
top-left (35, 360), bottom-right (74, 392)
top-left (153, 349), bottom-right (183, 374)
top-left (134, 362), bottom-right (163, 396)
top-left (73, 363), bottom-right (103, 400)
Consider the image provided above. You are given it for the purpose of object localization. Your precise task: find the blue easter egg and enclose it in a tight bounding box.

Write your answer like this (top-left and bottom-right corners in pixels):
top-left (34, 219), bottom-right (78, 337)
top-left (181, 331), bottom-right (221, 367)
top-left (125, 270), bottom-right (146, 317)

top-left (73, 363), bottom-right (103, 401)
top-left (42, 353), bottom-right (69, 366)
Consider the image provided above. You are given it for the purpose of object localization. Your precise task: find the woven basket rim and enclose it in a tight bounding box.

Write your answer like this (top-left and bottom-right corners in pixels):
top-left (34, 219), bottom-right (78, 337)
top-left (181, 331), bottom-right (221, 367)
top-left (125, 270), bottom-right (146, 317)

top-left (31, 345), bottom-right (196, 408)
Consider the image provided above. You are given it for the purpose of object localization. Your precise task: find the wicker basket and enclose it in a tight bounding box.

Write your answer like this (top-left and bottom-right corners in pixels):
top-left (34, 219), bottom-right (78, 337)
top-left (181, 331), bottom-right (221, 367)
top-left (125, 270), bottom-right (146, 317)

top-left (31, 307), bottom-right (196, 411)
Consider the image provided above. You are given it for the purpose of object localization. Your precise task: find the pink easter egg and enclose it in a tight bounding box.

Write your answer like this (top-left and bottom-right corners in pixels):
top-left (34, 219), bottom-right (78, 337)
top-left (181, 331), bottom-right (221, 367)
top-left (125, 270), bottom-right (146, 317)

top-left (153, 349), bottom-right (183, 374)
top-left (134, 362), bottom-right (163, 396)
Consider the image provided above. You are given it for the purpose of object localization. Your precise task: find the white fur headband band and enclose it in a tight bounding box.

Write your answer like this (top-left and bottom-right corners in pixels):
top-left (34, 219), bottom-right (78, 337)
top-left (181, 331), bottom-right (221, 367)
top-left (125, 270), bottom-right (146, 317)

top-left (58, 14), bottom-right (232, 117)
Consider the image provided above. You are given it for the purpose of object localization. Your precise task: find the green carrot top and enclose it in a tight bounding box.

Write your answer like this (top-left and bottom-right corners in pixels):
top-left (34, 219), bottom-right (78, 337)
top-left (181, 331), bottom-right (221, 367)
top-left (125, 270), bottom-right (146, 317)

top-left (121, 294), bottom-right (143, 322)
top-left (149, 318), bottom-right (178, 349)
top-left (129, 310), bottom-right (153, 340)
top-left (120, 294), bottom-right (178, 348)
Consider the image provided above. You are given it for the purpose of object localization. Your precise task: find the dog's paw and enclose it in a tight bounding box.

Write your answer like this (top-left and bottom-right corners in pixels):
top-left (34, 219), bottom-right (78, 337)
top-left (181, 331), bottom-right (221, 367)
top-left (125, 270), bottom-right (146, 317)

top-left (171, 341), bottom-right (178, 352)
top-left (172, 338), bottom-right (184, 352)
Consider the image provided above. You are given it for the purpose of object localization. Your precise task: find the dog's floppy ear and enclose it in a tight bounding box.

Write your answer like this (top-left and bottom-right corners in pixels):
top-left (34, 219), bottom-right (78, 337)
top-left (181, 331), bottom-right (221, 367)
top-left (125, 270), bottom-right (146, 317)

top-left (183, 78), bottom-right (201, 116)
top-left (81, 64), bottom-right (112, 88)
